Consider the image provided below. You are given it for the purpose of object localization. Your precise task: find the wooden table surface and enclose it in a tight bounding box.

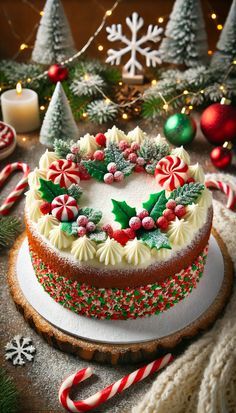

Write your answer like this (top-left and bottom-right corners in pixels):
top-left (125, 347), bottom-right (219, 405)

top-left (0, 118), bottom-right (235, 413)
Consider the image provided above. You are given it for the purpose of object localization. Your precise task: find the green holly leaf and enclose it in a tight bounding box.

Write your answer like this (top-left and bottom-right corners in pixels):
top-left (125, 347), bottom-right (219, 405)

top-left (88, 230), bottom-right (107, 243)
top-left (82, 160), bottom-right (107, 181)
top-left (111, 199), bottom-right (136, 229)
top-left (139, 229), bottom-right (171, 250)
top-left (142, 191), bottom-right (167, 221)
top-left (78, 207), bottom-right (102, 224)
top-left (169, 182), bottom-right (205, 205)
top-left (61, 222), bottom-right (78, 235)
top-left (105, 143), bottom-right (134, 176)
top-left (67, 184), bottom-right (83, 202)
top-left (39, 178), bottom-right (67, 202)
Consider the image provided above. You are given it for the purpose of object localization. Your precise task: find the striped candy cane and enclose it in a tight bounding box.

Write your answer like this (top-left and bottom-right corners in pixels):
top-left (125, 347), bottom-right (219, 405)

top-left (59, 353), bottom-right (173, 413)
top-left (0, 162), bottom-right (30, 215)
top-left (205, 179), bottom-right (236, 210)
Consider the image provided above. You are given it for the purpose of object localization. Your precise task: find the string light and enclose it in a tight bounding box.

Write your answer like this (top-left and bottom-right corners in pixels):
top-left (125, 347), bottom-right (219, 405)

top-left (105, 98), bottom-right (111, 104)
top-left (233, 60), bottom-right (236, 65)
top-left (122, 113), bottom-right (128, 119)
top-left (27, 77), bottom-right (31, 82)
top-left (106, 10), bottom-right (112, 16)
top-left (183, 90), bottom-right (188, 95)
top-left (82, 112), bottom-right (88, 118)
top-left (84, 73), bottom-right (90, 81)
top-left (208, 50), bottom-right (213, 55)
top-left (40, 105), bottom-right (45, 110)
top-left (163, 104), bottom-right (169, 111)
top-left (19, 43), bottom-right (28, 50)
top-left (217, 24), bottom-right (223, 30)
top-left (98, 45), bottom-right (104, 51)
top-left (118, 81), bottom-right (123, 86)
top-left (151, 79), bottom-right (157, 85)
top-left (211, 13), bottom-right (217, 19)
top-left (158, 17), bottom-right (164, 23)
top-left (39, 10), bottom-right (44, 16)
top-left (188, 105), bottom-right (193, 110)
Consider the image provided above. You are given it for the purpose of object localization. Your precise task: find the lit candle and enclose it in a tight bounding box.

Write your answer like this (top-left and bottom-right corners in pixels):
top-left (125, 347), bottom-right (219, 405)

top-left (1, 83), bottom-right (40, 133)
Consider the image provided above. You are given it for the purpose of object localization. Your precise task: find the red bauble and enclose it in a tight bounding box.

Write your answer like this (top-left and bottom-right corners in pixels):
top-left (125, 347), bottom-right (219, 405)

top-left (47, 64), bottom-right (69, 83)
top-left (210, 146), bottom-right (232, 169)
top-left (200, 103), bottom-right (236, 145)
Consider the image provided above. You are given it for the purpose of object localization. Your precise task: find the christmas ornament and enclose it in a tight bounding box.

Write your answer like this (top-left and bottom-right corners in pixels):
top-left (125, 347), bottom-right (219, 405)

top-left (47, 64), bottom-right (69, 83)
top-left (200, 102), bottom-right (236, 145)
top-left (155, 155), bottom-right (189, 191)
top-left (210, 146), bottom-right (232, 169)
top-left (0, 122), bottom-right (16, 160)
top-left (32, 0), bottom-right (76, 65)
top-left (47, 159), bottom-right (80, 188)
top-left (40, 82), bottom-right (78, 147)
top-left (5, 335), bottom-right (35, 366)
top-left (59, 354), bottom-right (173, 412)
top-left (0, 162), bottom-right (30, 215)
top-left (51, 194), bottom-right (79, 221)
top-left (205, 179), bottom-right (236, 210)
top-left (163, 113), bottom-right (197, 146)
top-left (106, 12), bottom-right (163, 83)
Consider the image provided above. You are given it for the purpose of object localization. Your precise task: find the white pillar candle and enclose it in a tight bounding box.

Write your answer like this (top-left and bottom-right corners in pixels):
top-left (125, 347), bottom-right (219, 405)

top-left (1, 83), bottom-right (40, 133)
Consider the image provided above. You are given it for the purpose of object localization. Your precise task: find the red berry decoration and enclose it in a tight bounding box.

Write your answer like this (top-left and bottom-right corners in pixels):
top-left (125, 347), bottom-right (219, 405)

top-left (166, 199), bottom-right (176, 210)
top-left (40, 202), bottom-right (51, 215)
top-left (114, 171), bottom-right (124, 182)
top-left (130, 142), bottom-right (140, 151)
top-left (174, 205), bottom-right (186, 218)
top-left (86, 221), bottom-right (96, 232)
top-left (103, 173), bottom-right (114, 184)
top-left (128, 153), bottom-right (138, 163)
top-left (77, 227), bottom-right (87, 237)
top-left (157, 216), bottom-right (169, 230)
top-left (210, 146), bottom-right (232, 169)
top-left (124, 228), bottom-right (136, 240)
top-left (95, 133), bottom-right (106, 147)
top-left (112, 229), bottom-right (130, 246)
top-left (77, 215), bottom-right (88, 226)
top-left (137, 208), bottom-right (149, 219)
top-left (187, 177), bottom-right (195, 183)
top-left (136, 157), bottom-right (145, 166)
top-left (93, 150), bottom-right (105, 161)
top-left (200, 102), bottom-right (236, 145)
top-left (142, 216), bottom-right (155, 230)
top-left (47, 64), bottom-right (68, 83)
top-left (102, 224), bottom-right (113, 237)
top-left (129, 216), bottom-right (142, 230)
top-left (163, 208), bottom-right (175, 221)
top-left (107, 162), bottom-right (117, 173)
top-left (123, 148), bottom-right (132, 158)
top-left (78, 164), bottom-right (91, 180)
top-left (119, 140), bottom-right (129, 151)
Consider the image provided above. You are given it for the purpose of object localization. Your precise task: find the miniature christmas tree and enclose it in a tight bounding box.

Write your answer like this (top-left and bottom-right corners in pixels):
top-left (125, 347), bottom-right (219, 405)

top-left (159, 0), bottom-right (208, 67)
top-left (40, 82), bottom-right (78, 147)
top-left (32, 0), bottom-right (76, 65)
top-left (211, 0), bottom-right (236, 67)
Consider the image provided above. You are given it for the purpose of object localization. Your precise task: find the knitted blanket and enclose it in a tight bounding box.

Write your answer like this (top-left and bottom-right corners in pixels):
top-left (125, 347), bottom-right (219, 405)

top-left (133, 173), bottom-right (236, 413)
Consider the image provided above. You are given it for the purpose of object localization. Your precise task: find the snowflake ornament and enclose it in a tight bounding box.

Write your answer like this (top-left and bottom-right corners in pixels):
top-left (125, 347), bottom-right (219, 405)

top-left (5, 335), bottom-right (36, 366)
top-left (70, 74), bottom-right (105, 97)
top-left (87, 99), bottom-right (118, 124)
top-left (106, 12), bottom-right (163, 82)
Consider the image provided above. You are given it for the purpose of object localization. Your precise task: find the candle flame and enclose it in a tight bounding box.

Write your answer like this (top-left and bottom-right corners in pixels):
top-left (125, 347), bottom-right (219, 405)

top-left (16, 82), bottom-right (22, 95)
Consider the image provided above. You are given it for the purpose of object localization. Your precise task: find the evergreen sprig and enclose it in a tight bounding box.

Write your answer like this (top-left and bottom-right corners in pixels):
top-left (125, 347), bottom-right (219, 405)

top-left (0, 216), bottom-right (22, 248)
top-left (169, 182), bottom-right (205, 205)
top-left (0, 369), bottom-right (18, 413)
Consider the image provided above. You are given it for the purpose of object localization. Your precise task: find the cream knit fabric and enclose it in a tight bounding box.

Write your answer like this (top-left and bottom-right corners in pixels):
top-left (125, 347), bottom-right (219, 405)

top-left (133, 173), bottom-right (236, 413)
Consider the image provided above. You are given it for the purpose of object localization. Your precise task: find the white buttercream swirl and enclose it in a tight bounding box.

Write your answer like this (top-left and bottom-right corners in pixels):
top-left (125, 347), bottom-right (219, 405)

top-left (49, 225), bottom-right (73, 250)
top-left (127, 126), bottom-right (147, 144)
top-left (105, 126), bottom-right (127, 144)
top-left (28, 168), bottom-right (46, 189)
top-left (71, 236), bottom-right (96, 261)
top-left (37, 214), bottom-right (59, 237)
top-left (124, 238), bottom-right (151, 265)
top-left (189, 163), bottom-right (205, 183)
top-left (186, 203), bottom-right (207, 229)
top-left (25, 188), bottom-right (41, 208)
top-left (171, 145), bottom-right (190, 165)
top-left (39, 150), bottom-right (59, 171)
top-left (152, 247), bottom-right (171, 261)
top-left (29, 200), bottom-right (43, 222)
top-left (198, 188), bottom-right (213, 208)
top-left (79, 133), bottom-right (98, 155)
top-left (168, 218), bottom-right (191, 246)
top-left (96, 237), bottom-right (123, 265)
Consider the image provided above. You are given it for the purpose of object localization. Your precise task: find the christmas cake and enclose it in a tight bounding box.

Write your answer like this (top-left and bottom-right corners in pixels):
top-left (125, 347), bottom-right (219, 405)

top-left (25, 126), bottom-right (213, 320)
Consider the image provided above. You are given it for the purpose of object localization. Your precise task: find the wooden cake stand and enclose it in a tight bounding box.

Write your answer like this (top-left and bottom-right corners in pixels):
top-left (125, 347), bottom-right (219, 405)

top-left (8, 229), bottom-right (233, 365)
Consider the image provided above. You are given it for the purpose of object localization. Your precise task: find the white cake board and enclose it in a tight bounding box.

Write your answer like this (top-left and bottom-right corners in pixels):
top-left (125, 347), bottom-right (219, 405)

top-left (16, 236), bottom-right (224, 345)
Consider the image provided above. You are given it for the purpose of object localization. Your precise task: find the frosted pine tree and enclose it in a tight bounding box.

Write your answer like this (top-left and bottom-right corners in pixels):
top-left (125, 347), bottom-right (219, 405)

top-left (40, 82), bottom-right (78, 147)
top-left (211, 0), bottom-right (236, 67)
top-left (32, 0), bottom-right (76, 65)
top-left (159, 0), bottom-right (208, 67)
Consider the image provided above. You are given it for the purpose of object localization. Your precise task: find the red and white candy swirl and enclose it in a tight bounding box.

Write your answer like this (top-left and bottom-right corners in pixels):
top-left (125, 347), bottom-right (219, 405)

top-left (51, 195), bottom-right (79, 222)
top-left (47, 159), bottom-right (80, 188)
top-left (155, 155), bottom-right (189, 191)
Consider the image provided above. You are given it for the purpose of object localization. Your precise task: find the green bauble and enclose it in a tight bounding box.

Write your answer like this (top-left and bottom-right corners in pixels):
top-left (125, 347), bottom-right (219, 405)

top-left (163, 113), bottom-right (196, 146)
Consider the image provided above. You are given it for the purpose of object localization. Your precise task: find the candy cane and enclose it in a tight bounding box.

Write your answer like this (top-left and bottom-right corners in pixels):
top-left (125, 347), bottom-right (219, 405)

top-left (59, 353), bottom-right (173, 413)
top-left (205, 179), bottom-right (236, 210)
top-left (0, 162), bottom-right (30, 215)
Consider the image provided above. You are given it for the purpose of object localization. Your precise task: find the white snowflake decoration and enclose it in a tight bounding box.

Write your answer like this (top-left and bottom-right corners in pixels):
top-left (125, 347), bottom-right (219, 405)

top-left (5, 335), bottom-right (36, 366)
top-left (70, 74), bottom-right (105, 97)
top-left (106, 12), bottom-right (163, 77)
top-left (87, 99), bottom-right (118, 124)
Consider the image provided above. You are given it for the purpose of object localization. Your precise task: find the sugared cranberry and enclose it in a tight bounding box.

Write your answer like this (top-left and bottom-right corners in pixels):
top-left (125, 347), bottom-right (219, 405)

top-left (136, 156), bottom-right (145, 166)
top-left (86, 221), bottom-right (96, 232)
top-left (142, 216), bottom-right (155, 230)
top-left (107, 162), bottom-right (117, 173)
top-left (103, 173), bottom-right (114, 184)
top-left (130, 142), bottom-right (140, 151)
top-left (163, 208), bottom-right (176, 221)
top-left (95, 133), bottom-right (106, 147)
top-left (129, 216), bottom-right (142, 230)
top-left (114, 171), bottom-right (124, 182)
top-left (119, 140), bottom-right (129, 151)
top-left (166, 199), bottom-right (177, 210)
top-left (77, 215), bottom-right (88, 227)
top-left (174, 205), bottom-right (186, 218)
top-left (93, 150), bottom-right (105, 161)
top-left (128, 153), bottom-right (138, 163)
top-left (124, 228), bottom-right (136, 239)
top-left (102, 224), bottom-right (113, 237)
top-left (137, 208), bottom-right (149, 220)
top-left (187, 177), bottom-right (195, 184)
top-left (77, 226), bottom-right (87, 237)
top-left (157, 216), bottom-right (169, 230)
top-left (123, 148), bottom-right (132, 158)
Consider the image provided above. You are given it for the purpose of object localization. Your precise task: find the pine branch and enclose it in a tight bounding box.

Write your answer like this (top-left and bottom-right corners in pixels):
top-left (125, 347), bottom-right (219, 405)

top-left (0, 369), bottom-right (18, 413)
top-left (0, 216), bottom-right (22, 248)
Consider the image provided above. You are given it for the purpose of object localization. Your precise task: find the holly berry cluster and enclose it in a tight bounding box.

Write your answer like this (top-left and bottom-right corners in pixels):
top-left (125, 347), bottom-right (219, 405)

top-left (118, 140), bottom-right (145, 172)
top-left (102, 224), bottom-right (136, 246)
top-left (76, 215), bottom-right (96, 237)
